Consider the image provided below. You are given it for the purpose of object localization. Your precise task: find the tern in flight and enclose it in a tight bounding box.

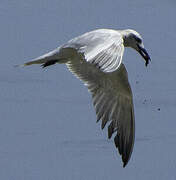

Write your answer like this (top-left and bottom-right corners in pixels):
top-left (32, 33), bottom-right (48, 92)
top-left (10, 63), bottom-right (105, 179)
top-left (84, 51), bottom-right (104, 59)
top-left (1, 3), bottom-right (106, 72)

top-left (20, 29), bottom-right (151, 167)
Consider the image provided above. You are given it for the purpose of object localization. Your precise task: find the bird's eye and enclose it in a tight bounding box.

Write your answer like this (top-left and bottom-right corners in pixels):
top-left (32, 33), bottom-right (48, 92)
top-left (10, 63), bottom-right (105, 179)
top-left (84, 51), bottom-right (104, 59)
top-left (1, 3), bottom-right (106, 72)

top-left (135, 36), bottom-right (142, 44)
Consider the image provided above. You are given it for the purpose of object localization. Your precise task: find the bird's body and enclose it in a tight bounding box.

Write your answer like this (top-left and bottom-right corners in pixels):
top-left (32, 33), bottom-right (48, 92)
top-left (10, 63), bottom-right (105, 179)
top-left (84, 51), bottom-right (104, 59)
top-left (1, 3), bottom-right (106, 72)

top-left (20, 29), bottom-right (150, 167)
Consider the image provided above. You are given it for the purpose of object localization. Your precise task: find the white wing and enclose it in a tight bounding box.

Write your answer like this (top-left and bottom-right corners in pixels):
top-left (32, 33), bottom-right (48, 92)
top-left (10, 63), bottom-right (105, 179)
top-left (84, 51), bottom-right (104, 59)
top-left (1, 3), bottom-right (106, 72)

top-left (20, 29), bottom-right (124, 73)
top-left (66, 50), bottom-right (135, 167)
top-left (63, 29), bottom-right (124, 73)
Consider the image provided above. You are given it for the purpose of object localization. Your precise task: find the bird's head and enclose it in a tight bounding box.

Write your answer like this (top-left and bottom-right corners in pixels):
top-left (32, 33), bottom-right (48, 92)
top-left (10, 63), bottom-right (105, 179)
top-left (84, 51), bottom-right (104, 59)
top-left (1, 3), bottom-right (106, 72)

top-left (121, 29), bottom-right (151, 66)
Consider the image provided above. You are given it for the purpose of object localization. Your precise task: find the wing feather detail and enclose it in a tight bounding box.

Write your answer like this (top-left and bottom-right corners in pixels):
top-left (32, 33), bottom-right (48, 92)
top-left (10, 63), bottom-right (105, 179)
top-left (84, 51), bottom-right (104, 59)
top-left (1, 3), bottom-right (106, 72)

top-left (63, 29), bottom-right (124, 73)
top-left (66, 52), bottom-right (135, 167)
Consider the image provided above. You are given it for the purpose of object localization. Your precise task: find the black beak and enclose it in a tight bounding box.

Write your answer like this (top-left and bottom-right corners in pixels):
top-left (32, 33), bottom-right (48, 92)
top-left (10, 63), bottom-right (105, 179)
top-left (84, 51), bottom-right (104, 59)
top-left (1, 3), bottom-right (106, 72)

top-left (137, 44), bottom-right (151, 66)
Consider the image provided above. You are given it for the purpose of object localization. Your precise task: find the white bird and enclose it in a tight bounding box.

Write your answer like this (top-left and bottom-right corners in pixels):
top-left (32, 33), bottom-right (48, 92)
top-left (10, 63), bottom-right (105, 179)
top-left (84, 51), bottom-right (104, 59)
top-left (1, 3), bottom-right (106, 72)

top-left (20, 29), bottom-right (151, 167)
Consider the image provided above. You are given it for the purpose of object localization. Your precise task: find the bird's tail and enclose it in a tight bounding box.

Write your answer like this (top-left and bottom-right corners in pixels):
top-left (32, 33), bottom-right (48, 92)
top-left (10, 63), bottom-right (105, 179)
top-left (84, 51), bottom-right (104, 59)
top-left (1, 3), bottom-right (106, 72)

top-left (16, 48), bottom-right (61, 68)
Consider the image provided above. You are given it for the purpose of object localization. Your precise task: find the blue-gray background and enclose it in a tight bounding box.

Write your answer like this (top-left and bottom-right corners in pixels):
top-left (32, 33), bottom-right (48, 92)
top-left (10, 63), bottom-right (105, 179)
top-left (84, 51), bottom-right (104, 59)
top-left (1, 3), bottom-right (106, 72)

top-left (0, 0), bottom-right (175, 179)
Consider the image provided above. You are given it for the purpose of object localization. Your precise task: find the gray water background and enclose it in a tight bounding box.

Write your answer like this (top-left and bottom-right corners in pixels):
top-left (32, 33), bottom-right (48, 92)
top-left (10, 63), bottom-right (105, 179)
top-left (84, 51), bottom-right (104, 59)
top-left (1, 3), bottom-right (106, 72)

top-left (0, 0), bottom-right (176, 179)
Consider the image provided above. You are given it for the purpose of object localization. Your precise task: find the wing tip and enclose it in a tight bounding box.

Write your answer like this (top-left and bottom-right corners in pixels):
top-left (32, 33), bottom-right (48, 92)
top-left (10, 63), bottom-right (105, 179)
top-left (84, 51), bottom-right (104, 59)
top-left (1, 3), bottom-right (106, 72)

top-left (114, 130), bottom-right (134, 168)
top-left (123, 161), bottom-right (128, 168)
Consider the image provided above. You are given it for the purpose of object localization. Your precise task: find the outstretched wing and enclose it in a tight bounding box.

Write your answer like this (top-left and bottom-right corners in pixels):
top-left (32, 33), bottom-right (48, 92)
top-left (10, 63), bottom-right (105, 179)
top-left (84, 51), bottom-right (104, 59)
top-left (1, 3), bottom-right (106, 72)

top-left (66, 51), bottom-right (135, 167)
top-left (63, 29), bottom-right (124, 73)
top-left (19, 29), bottom-right (124, 73)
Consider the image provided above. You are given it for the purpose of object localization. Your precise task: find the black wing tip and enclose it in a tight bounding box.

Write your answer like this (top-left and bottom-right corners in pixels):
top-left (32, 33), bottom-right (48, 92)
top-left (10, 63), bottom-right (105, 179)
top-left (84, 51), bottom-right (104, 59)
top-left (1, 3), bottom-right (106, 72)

top-left (123, 161), bottom-right (128, 168)
top-left (109, 128), bottom-right (130, 167)
top-left (122, 154), bottom-right (130, 168)
top-left (114, 134), bottom-right (133, 168)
